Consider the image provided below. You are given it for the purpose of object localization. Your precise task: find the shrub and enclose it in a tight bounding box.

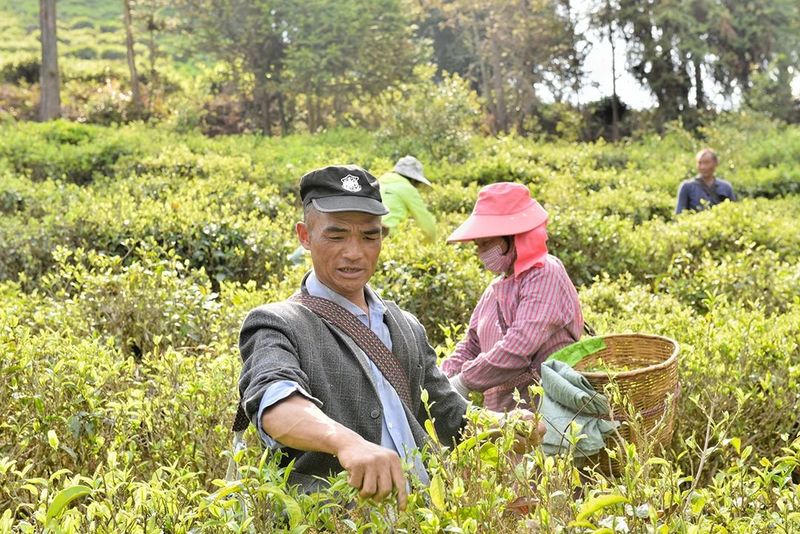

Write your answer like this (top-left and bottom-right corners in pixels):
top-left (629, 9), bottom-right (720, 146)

top-left (39, 247), bottom-right (224, 358)
top-left (547, 209), bottom-right (640, 288)
top-left (68, 46), bottom-right (97, 60)
top-left (0, 121), bottom-right (132, 183)
top-left (0, 215), bottom-right (68, 282)
top-left (631, 198), bottom-right (800, 281)
top-left (426, 180), bottom-right (481, 215)
top-left (99, 49), bottom-right (126, 60)
top-left (661, 245), bottom-right (800, 314)
top-left (70, 19), bottom-right (95, 30)
top-left (0, 57), bottom-right (39, 84)
top-left (374, 65), bottom-right (481, 163)
top-left (0, 83), bottom-right (38, 121)
top-left (1, 119), bottom-right (800, 530)
top-left (0, 189), bottom-right (24, 214)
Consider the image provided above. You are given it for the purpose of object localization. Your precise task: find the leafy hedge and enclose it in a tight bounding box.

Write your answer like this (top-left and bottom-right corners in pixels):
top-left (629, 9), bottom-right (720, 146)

top-left (2, 116), bottom-right (800, 530)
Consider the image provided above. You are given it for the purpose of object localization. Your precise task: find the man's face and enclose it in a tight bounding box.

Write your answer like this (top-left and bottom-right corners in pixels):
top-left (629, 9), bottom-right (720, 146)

top-left (697, 152), bottom-right (718, 179)
top-left (296, 210), bottom-right (382, 300)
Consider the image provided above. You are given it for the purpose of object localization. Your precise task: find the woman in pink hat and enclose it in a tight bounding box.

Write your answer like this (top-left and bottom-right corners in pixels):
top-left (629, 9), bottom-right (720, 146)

top-left (441, 182), bottom-right (584, 411)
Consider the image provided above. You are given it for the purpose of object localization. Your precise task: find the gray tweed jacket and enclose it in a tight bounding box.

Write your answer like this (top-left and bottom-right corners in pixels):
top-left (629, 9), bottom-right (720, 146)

top-left (238, 287), bottom-right (468, 485)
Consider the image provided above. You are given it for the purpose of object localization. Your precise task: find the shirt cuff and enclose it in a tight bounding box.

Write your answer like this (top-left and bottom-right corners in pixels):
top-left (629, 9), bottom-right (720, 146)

top-left (257, 380), bottom-right (318, 449)
top-left (448, 373), bottom-right (471, 399)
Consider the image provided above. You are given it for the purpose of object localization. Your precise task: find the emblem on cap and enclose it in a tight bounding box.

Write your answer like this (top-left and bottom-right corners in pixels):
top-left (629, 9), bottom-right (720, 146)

top-left (340, 174), bottom-right (361, 192)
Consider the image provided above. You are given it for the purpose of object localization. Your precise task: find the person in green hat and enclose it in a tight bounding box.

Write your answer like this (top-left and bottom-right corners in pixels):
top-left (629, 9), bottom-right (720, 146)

top-left (378, 156), bottom-right (437, 242)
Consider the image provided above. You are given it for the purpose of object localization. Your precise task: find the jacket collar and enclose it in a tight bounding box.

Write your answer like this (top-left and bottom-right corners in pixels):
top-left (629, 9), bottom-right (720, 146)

top-left (296, 270), bottom-right (415, 399)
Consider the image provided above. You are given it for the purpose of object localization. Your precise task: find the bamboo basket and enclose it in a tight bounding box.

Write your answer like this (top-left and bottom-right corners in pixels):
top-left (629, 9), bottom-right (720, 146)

top-left (573, 333), bottom-right (680, 475)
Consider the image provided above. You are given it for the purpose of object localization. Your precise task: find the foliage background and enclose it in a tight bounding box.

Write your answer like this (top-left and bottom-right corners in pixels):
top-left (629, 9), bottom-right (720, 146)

top-left (2, 0), bottom-right (800, 532)
top-left (2, 0), bottom-right (799, 137)
top-left (1, 114), bottom-right (800, 531)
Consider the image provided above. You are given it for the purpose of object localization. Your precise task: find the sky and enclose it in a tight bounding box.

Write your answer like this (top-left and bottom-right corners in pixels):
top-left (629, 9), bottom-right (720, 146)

top-left (576, 28), bottom-right (657, 110)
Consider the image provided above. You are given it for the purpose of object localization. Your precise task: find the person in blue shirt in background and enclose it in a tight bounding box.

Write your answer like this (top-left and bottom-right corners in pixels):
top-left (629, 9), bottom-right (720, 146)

top-left (675, 148), bottom-right (736, 214)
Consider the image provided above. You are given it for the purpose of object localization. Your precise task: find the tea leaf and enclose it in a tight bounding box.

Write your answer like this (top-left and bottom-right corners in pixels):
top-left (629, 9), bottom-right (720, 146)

top-left (46, 484), bottom-right (92, 521)
top-left (430, 473), bottom-right (446, 511)
top-left (576, 494), bottom-right (628, 521)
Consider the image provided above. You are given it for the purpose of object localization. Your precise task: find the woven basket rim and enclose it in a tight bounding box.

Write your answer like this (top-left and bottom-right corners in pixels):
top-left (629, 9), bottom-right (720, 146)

top-left (577, 333), bottom-right (679, 379)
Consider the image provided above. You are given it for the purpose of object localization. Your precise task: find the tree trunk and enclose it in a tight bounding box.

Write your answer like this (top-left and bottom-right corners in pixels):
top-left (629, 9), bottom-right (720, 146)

top-left (694, 58), bottom-right (705, 110)
top-left (146, 18), bottom-right (157, 115)
top-left (253, 70), bottom-right (272, 135)
top-left (607, 7), bottom-right (619, 142)
top-left (314, 90), bottom-right (322, 131)
top-left (123, 0), bottom-right (142, 114)
top-left (278, 92), bottom-right (289, 135)
top-left (306, 90), bottom-right (315, 133)
top-left (470, 15), bottom-right (494, 134)
top-left (148, 17), bottom-right (157, 82)
top-left (38, 0), bottom-right (60, 120)
top-left (489, 30), bottom-right (507, 133)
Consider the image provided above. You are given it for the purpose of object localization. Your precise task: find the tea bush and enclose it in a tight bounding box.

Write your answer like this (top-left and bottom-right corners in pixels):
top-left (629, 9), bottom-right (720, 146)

top-left (581, 274), bottom-right (800, 474)
top-left (1, 117), bottom-right (800, 531)
top-left (0, 121), bottom-right (133, 183)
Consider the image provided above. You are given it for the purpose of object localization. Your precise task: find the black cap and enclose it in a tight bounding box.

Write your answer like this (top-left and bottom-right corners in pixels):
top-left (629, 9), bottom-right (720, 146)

top-left (299, 164), bottom-right (388, 215)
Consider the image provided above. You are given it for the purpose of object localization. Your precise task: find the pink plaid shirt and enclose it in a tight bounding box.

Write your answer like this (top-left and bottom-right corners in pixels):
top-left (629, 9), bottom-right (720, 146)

top-left (441, 255), bottom-right (583, 411)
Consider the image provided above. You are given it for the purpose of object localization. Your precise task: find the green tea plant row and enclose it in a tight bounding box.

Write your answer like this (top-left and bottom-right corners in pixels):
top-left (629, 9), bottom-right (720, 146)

top-left (1, 116), bottom-right (799, 531)
top-left (2, 257), bottom-right (799, 531)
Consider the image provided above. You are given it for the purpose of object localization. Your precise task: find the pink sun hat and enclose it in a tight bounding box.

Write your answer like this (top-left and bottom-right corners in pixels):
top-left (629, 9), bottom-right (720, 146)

top-left (446, 182), bottom-right (548, 242)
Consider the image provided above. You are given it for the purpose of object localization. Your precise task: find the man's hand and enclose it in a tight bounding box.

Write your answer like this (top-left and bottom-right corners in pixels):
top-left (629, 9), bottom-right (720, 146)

top-left (335, 436), bottom-right (408, 510)
top-left (262, 394), bottom-right (408, 509)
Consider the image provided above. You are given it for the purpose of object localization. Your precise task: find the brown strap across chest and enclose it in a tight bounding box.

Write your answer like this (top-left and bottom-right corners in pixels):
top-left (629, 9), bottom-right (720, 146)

top-left (291, 293), bottom-right (414, 410)
top-left (232, 294), bottom-right (414, 432)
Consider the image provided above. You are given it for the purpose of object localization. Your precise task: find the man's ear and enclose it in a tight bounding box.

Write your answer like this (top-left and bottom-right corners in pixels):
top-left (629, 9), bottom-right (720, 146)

top-left (296, 221), bottom-right (311, 249)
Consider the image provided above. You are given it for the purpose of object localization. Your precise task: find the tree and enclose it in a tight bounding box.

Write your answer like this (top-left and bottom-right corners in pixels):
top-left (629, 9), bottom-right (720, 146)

top-left (540, 1), bottom-right (588, 106)
top-left (174, 0), bottom-right (419, 134)
top-left (430, 0), bottom-right (586, 134)
top-left (746, 55), bottom-right (800, 124)
top-left (175, 0), bottom-right (287, 135)
top-left (281, 0), bottom-right (420, 132)
top-left (707, 0), bottom-right (800, 100)
top-left (123, 0), bottom-right (143, 114)
top-left (594, 0), bottom-right (799, 127)
top-left (38, 0), bottom-right (60, 120)
top-left (612, 0), bottom-right (700, 125)
top-left (416, 6), bottom-right (476, 82)
top-left (591, 0), bottom-right (625, 140)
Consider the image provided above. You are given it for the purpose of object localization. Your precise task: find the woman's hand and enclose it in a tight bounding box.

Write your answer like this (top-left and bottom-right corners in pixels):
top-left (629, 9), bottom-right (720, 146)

top-left (485, 409), bottom-right (546, 453)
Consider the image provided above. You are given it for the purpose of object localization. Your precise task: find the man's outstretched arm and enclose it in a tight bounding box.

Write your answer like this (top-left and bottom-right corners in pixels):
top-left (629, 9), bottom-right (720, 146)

top-left (262, 393), bottom-right (408, 510)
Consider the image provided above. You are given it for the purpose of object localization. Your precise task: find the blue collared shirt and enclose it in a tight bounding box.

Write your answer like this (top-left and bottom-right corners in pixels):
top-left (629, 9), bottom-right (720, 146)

top-left (675, 176), bottom-right (736, 214)
top-left (256, 271), bottom-right (426, 481)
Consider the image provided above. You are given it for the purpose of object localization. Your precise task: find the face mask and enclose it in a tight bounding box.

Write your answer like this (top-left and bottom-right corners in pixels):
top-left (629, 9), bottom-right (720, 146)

top-left (478, 240), bottom-right (516, 274)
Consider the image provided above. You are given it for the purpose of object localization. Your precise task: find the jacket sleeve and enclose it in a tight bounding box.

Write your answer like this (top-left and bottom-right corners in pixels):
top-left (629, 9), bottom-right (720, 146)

top-left (404, 311), bottom-right (468, 445)
top-left (238, 305), bottom-right (322, 428)
top-left (402, 183), bottom-right (437, 241)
